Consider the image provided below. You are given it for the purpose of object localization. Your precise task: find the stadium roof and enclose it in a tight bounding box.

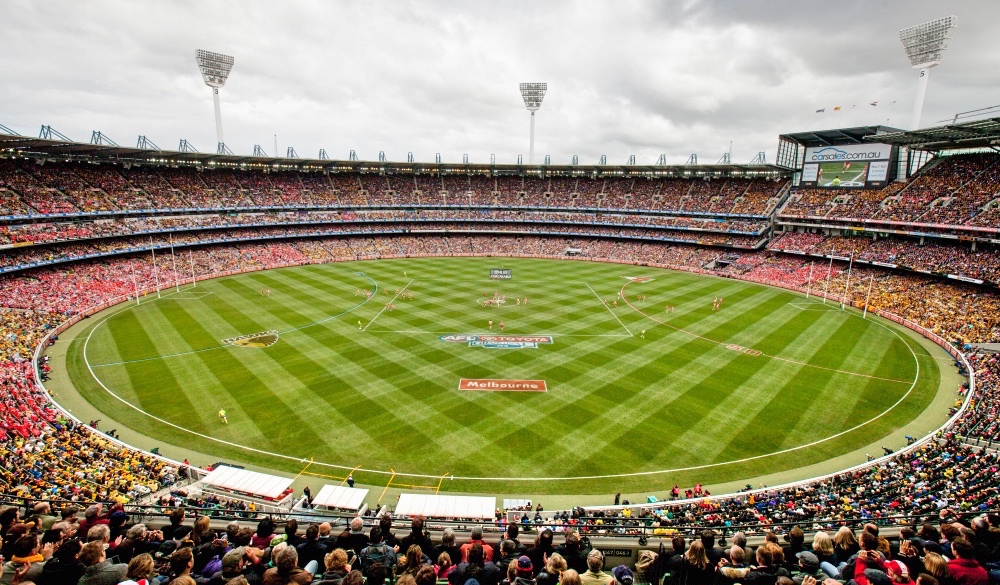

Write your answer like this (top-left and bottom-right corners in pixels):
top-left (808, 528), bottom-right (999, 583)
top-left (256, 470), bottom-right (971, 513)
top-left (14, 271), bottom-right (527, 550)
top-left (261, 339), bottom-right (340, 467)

top-left (0, 132), bottom-right (788, 178)
top-left (778, 126), bottom-right (905, 148)
top-left (864, 117), bottom-right (1000, 152)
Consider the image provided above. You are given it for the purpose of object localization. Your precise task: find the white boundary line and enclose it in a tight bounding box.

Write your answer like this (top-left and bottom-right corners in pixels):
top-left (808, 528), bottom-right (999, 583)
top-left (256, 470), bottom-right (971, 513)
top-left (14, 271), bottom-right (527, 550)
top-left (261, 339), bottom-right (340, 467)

top-left (362, 279), bottom-right (413, 331)
top-left (585, 282), bottom-right (632, 336)
top-left (79, 264), bottom-right (932, 482)
top-left (367, 329), bottom-right (631, 338)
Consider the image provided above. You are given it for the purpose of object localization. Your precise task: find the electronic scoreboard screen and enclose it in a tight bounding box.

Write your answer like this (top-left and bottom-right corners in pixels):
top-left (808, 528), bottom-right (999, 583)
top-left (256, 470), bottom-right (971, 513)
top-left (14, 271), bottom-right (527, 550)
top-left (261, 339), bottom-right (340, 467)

top-left (799, 143), bottom-right (894, 189)
top-left (490, 268), bottom-right (512, 279)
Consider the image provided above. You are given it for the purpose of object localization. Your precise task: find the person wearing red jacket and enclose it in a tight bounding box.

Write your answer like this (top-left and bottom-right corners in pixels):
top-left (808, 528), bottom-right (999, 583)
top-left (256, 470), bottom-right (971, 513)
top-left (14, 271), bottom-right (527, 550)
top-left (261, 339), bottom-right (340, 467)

top-left (947, 538), bottom-right (989, 585)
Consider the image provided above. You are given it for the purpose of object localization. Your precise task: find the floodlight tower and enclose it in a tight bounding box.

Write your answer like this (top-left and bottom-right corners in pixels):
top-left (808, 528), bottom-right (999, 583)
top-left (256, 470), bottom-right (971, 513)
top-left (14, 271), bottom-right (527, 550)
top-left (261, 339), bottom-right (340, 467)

top-left (899, 16), bottom-right (957, 130)
top-left (519, 83), bottom-right (547, 164)
top-left (195, 49), bottom-right (236, 154)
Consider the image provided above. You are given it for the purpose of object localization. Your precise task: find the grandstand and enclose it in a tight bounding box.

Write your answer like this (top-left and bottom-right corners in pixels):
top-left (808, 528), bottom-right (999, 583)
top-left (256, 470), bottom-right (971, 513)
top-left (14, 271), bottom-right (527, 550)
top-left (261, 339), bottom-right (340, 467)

top-left (1, 117), bottom-right (999, 583)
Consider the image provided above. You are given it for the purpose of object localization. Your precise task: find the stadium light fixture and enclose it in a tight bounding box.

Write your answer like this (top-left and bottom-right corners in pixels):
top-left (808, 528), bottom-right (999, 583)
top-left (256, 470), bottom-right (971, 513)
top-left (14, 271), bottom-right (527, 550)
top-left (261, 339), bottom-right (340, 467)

top-left (899, 16), bottom-right (957, 130)
top-left (195, 49), bottom-right (235, 154)
top-left (519, 82), bottom-right (547, 164)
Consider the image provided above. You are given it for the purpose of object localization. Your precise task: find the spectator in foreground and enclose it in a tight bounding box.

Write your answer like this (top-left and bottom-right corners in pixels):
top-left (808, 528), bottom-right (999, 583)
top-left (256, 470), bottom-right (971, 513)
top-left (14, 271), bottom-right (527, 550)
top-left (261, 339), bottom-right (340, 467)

top-left (579, 550), bottom-right (611, 585)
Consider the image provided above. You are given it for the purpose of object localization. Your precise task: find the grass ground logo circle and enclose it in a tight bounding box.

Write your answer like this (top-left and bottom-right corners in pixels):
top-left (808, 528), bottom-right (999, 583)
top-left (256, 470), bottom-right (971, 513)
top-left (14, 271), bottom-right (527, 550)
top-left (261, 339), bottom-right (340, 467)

top-left (222, 330), bottom-right (279, 348)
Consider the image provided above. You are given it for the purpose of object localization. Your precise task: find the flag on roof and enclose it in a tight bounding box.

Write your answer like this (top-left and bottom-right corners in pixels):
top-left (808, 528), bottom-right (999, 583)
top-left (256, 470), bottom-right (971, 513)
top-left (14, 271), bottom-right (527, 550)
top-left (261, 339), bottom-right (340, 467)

top-left (816, 108), bottom-right (825, 113)
top-left (870, 101), bottom-right (878, 106)
top-left (834, 106), bottom-right (842, 111)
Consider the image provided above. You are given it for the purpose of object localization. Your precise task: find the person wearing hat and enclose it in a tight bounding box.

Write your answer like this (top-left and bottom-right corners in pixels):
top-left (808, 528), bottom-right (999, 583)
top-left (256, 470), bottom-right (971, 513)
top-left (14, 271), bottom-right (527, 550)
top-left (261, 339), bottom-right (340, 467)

top-left (611, 565), bottom-right (634, 585)
top-left (792, 551), bottom-right (825, 585)
top-left (578, 550), bottom-right (611, 585)
top-left (885, 561), bottom-right (915, 585)
top-left (514, 556), bottom-right (537, 585)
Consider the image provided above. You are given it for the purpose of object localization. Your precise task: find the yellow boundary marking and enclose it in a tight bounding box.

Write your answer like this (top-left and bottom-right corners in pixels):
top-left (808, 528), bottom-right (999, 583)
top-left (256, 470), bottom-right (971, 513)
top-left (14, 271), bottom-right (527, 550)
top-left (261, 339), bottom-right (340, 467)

top-left (436, 472), bottom-right (449, 494)
top-left (378, 469), bottom-right (396, 503)
top-left (293, 457), bottom-right (314, 482)
top-left (341, 465), bottom-right (361, 486)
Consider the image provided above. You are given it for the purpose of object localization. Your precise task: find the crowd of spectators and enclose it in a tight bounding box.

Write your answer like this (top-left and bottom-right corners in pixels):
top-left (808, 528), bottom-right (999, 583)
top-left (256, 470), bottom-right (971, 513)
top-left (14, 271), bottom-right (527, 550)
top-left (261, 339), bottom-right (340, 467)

top-left (0, 158), bottom-right (785, 216)
top-left (767, 233), bottom-right (1000, 285)
top-left (777, 154), bottom-right (1000, 231)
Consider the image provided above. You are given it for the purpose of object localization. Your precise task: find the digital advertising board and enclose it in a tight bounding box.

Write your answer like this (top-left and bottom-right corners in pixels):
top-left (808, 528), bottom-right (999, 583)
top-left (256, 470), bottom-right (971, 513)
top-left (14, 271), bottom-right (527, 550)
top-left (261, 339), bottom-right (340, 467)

top-left (800, 143), bottom-right (895, 189)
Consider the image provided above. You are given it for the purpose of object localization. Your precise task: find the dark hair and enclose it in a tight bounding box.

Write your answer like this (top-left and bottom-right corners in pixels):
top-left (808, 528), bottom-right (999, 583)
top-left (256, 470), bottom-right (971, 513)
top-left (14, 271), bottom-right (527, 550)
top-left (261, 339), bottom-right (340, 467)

top-left (370, 526), bottom-right (383, 544)
top-left (507, 523), bottom-right (519, 539)
top-left (306, 524), bottom-right (319, 542)
top-left (951, 538), bottom-right (974, 559)
top-left (410, 516), bottom-right (425, 535)
top-left (672, 536), bottom-right (686, 555)
top-left (860, 531), bottom-right (878, 551)
top-left (700, 530), bottom-right (716, 549)
top-left (170, 547), bottom-right (194, 576)
top-left (415, 565), bottom-right (437, 585)
top-left (379, 515), bottom-right (393, 536)
top-left (169, 507), bottom-right (185, 525)
top-left (537, 529), bottom-right (553, 549)
top-left (467, 543), bottom-right (485, 577)
top-left (343, 570), bottom-right (365, 585)
top-left (12, 534), bottom-right (38, 558)
top-left (368, 563), bottom-right (390, 585)
top-left (256, 518), bottom-right (275, 538)
top-left (54, 538), bottom-right (83, 561)
top-left (285, 518), bottom-right (298, 538)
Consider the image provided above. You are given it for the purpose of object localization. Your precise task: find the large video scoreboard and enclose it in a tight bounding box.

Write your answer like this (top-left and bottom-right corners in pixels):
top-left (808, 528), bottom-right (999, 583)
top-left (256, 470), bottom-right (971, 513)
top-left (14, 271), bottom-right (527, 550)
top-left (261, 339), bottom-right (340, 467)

top-left (799, 143), bottom-right (896, 189)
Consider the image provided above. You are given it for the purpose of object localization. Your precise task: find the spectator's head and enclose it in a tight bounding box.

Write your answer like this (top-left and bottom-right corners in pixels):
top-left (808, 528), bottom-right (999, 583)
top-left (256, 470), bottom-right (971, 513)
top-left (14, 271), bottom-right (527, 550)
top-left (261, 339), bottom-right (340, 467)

top-left (546, 553), bottom-right (568, 575)
top-left (415, 565), bottom-right (437, 585)
top-left (860, 531), bottom-right (878, 551)
top-left (274, 546), bottom-right (298, 577)
top-left (834, 527), bottom-right (857, 550)
top-left (326, 548), bottom-right (350, 572)
top-left (950, 538), bottom-right (974, 560)
top-left (319, 522), bottom-right (332, 537)
top-left (471, 525), bottom-right (483, 541)
top-left (687, 541), bottom-right (709, 570)
top-left (916, 576), bottom-right (939, 585)
top-left (537, 529), bottom-right (553, 549)
top-left (468, 543), bottom-right (485, 567)
top-left (126, 524), bottom-right (147, 542)
top-left (84, 504), bottom-right (101, 521)
top-left (940, 524), bottom-right (960, 542)
top-left (256, 518), bottom-right (275, 538)
top-left (501, 539), bottom-right (516, 557)
top-left (87, 524), bottom-right (110, 543)
top-left (506, 523), bottom-right (519, 540)
top-left (127, 553), bottom-right (155, 581)
top-left (285, 518), bottom-right (298, 538)
top-left (222, 548), bottom-right (245, 574)
top-left (918, 523), bottom-right (940, 542)
top-left (79, 541), bottom-right (106, 567)
top-left (234, 527), bottom-right (254, 546)
top-left (796, 551), bottom-right (819, 572)
top-left (379, 514), bottom-right (392, 535)
top-left (671, 536), bottom-right (686, 555)
top-left (812, 531), bottom-right (833, 556)
top-left (441, 528), bottom-right (456, 547)
top-left (343, 570), bottom-right (365, 585)
top-left (561, 569), bottom-right (582, 585)
top-left (886, 561), bottom-right (910, 584)
top-left (350, 517), bottom-right (364, 533)
top-left (700, 529), bottom-right (716, 550)
top-left (306, 524), bottom-right (319, 542)
top-left (226, 520), bottom-right (241, 541)
top-left (410, 516), bottom-right (424, 536)
top-left (436, 552), bottom-right (453, 570)
top-left (404, 545), bottom-right (423, 568)
top-left (923, 553), bottom-right (949, 579)
top-left (368, 563), bottom-right (390, 585)
top-left (729, 546), bottom-right (745, 565)
top-left (170, 547), bottom-right (194, 576)
top-left (587, 549), bottom-right (604, 572)
top-left (732, 532), bottom-right (747, 550)
top-left (788, 526), bottom-right (805, 548)
top-left (517, 555), bottom-right (534, 578)
top-left (168, 507), bottom-right (185, 526)
top-left (12, 534), bottom-right (39, 559)
top-left (612, 565), bottom-right (634, 585)
top-left (32, 502), bottom-right (50, 516)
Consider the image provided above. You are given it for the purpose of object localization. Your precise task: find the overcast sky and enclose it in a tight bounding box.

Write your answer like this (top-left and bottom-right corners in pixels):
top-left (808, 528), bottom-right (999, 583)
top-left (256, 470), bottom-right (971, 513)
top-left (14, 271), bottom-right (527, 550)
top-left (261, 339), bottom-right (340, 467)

top-left (1, 1), bottom-right (997, 166)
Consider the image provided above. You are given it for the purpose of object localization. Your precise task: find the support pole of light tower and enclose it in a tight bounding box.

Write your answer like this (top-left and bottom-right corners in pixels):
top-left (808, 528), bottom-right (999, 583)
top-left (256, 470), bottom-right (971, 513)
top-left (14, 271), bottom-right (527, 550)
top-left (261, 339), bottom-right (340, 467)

top-left (195, 50), bottom-right (236, 154)
top-left (899, 16), bottom-right (956, 130)
top-left (519, 83), bottom-right (547, 164)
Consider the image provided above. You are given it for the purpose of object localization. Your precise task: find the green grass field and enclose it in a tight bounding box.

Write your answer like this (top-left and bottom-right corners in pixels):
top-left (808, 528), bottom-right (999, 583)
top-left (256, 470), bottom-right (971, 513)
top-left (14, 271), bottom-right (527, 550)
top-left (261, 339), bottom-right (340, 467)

top-left (64, 257), bottom-right (941, 495)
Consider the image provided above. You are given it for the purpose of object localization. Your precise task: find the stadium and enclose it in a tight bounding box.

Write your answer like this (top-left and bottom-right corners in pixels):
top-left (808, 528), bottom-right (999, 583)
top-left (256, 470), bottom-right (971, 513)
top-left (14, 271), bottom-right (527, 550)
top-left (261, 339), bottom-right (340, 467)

top-left (1, 4), bottom-right (1000, 585)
